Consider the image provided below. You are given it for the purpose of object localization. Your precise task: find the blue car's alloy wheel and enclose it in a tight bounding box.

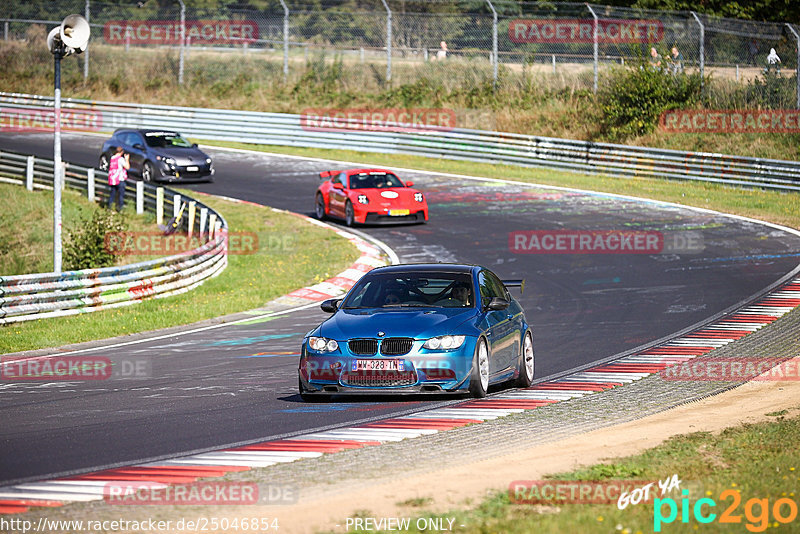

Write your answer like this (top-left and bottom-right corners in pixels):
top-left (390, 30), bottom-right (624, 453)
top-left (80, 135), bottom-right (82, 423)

top-left (469, 338), bottom-right (489, 398)
top-left (516, 331), bottom-right (534, 387)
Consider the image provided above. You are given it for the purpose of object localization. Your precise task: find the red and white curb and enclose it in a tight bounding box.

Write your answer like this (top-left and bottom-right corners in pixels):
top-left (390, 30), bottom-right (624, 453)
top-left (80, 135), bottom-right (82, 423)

top-left (2, 278), bottom-right (798, 514)
top-left (279, 217), bottom-right (387, 304)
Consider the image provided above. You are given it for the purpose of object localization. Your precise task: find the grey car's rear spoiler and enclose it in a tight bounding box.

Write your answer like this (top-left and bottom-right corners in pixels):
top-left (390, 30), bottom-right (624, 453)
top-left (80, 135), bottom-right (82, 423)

top-left (502, 279), bottom-right (525, 294)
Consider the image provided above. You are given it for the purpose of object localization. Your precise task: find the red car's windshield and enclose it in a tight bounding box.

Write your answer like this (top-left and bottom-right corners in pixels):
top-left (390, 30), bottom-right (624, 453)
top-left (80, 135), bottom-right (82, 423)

top-left (348, 172), bottom-right (404, 190)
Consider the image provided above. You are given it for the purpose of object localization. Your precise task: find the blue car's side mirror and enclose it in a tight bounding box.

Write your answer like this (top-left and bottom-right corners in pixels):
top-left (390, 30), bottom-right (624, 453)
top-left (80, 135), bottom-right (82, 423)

top-left (320, 299), bottom-right (339, 313)
top-left (485, 297), bottom-right (509, 311)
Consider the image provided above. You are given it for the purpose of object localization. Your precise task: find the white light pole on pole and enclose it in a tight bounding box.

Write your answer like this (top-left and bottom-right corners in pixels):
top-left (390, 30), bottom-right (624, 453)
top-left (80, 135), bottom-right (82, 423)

top-left (47, 15), bottom-right (90, 274)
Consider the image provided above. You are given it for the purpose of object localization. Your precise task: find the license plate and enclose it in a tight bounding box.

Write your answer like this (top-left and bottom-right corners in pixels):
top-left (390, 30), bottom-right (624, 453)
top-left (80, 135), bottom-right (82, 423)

top-left (352, 359), bottom-right (404, 371)
top-left (388, 209), bottom-right (409, 216)
top-left (186, 166), bottom-right (199, 172)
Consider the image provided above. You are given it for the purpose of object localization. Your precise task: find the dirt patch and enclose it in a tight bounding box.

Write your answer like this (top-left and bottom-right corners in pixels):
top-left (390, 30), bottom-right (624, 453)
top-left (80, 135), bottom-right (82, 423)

top-left (265, 360), bottom-right (800, 533)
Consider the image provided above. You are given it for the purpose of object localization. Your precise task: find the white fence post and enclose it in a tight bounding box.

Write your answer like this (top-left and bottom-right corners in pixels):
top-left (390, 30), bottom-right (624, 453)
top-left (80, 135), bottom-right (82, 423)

top-left (26, 155), bottom-right (34, 191)
top-left (156, 187), bottom-right (164, 225)
top-left (209, 213), bottom-right (217, 240)
top-left (87, 168), bottom-right (94, 200)
top-left (586, 4), bottom-right (599, 94)
top-left (136, 181), bottom-right (144, 214)
top-left (83, 0), bottom-right (90, 80)
top-left (173, 194), bottom-right (181, 218)
top-left (200, 207), bottom-right (208, 240)
top-left (786, 24), bottom-right (800, 109)
top-left (178, 0), bottom-right (185, 85)
top-left (279, 0), bottom-right (289, 80)
top-left (379, 0), bottom-right (391, 82)
top-left (691, 12), bottom-right (705, 94)
top-left (188, 201), bottom-right (196, 238)
top-left (486, 0), bottom-right (498, 87)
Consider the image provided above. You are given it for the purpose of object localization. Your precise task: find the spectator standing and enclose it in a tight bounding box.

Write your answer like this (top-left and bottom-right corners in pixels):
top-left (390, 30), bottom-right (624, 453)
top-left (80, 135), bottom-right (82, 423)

top-left (747, 39), bottom-right (759, 65)
top-left (766, 48), bottom-right (781, 73)
top-left (107, 146), bottom-right (129, 212)
top-left (436, 40), bottom-right (447, 60)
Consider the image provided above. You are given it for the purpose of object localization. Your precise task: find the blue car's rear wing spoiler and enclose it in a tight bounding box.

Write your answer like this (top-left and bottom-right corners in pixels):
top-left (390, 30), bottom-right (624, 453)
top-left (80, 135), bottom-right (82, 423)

top-left (502, 279), bottom-right (525, 294)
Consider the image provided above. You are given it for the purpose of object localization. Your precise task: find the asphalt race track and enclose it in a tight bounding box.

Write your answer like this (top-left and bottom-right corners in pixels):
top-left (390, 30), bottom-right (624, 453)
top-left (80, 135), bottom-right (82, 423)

top-left (2, 132), bottom-right (800, 485)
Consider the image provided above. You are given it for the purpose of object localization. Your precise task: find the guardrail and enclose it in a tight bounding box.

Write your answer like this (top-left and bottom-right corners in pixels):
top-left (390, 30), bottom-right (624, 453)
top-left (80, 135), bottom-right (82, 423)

top-left (2, 92), bottom-right (800, 192)
top-left (0, 149), bottom-right (228, 325)
top-left (1, 92), bottom-right (799, 191)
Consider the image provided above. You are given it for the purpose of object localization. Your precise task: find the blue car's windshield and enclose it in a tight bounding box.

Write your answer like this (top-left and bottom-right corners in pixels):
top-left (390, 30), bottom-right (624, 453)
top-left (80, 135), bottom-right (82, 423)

top-left (342, 272), bottom-right (474, 309)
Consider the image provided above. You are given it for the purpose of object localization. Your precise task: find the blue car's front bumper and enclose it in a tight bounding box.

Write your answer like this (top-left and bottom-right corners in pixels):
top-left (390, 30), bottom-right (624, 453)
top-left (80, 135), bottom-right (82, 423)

top-left (298, 337), bottom-right (477, 395)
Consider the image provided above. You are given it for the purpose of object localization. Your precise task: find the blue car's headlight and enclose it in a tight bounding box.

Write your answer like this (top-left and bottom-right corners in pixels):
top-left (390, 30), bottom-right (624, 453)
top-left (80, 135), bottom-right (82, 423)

top-left (308, 336), bottom-right (339, 353)
top-left (423, 335), bottom-right (465, 350)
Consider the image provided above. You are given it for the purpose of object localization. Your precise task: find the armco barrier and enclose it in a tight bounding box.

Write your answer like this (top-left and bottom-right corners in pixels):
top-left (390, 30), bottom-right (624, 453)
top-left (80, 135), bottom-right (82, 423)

top-left (1, 92), bottom-right (799, 191)
top-left (0, 150), bottom-right (228, 325)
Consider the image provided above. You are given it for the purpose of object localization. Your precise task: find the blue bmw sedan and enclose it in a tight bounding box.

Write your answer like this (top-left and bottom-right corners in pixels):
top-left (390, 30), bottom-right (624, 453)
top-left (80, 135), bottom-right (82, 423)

top-left (298, 264), bottom-right (534, 399)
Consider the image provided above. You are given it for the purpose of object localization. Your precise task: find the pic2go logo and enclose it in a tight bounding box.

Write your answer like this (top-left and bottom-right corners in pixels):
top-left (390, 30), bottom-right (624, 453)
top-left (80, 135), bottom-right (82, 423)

top-left (654, 489), bottom-right (799, 532)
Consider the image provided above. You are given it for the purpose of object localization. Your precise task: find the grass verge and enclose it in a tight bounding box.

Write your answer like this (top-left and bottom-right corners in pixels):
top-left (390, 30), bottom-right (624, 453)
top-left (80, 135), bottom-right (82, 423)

top-left (360, 411), bottom-right (800, 534)
top-left (0, 183), bottom-right (153, 275)
top-left (1, 191), bottom-right (360, 354)
top-left (205, 141), bottom-right (800, 231)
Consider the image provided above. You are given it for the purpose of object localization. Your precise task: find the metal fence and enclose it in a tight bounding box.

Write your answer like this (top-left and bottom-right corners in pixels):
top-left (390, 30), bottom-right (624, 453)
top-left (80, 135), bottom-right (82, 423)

top-left (2, 92), bottom-right (798, 192)
top-left (0, 149), bottom-right (228, 325)
top-left (2, 1), bottom-right (799, 106)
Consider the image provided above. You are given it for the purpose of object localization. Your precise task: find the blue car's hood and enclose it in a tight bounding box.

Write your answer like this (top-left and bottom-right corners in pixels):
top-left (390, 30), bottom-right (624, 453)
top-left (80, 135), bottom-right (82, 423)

top-left (317, 307), bottom-right (476, 340)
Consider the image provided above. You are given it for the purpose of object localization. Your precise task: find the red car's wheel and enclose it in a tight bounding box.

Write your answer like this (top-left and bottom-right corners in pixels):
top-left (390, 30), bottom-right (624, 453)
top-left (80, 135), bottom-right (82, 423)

top-left (315, 193), bottom-right (326, 220)
top-left (345, 200), bottom-right (355, 226)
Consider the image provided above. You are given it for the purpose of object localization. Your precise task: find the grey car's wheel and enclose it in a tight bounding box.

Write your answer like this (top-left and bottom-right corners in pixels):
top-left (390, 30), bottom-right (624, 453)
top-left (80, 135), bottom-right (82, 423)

top-left (98, 154), bottom-right (109, 171)
top-left (315, 194), bottom-right (326, 220)
top-left (142, 161), bottom-right (155, 183)
top-left (515, 331), bottom-right (535, 388)
top-left (344, 200), bottom-right (355, 227)
top-left (468, 338), bottom-right (489, 398)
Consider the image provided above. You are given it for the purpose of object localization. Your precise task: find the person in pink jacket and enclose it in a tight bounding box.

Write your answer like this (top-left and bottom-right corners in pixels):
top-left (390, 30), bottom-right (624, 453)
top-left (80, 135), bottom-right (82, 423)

top-left (107, 146), bottom-right (130, 211)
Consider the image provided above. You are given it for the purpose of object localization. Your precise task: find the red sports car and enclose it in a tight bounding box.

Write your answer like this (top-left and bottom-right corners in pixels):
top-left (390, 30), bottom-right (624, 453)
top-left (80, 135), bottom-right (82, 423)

top-left (314, 169), bottom-right (429, 225)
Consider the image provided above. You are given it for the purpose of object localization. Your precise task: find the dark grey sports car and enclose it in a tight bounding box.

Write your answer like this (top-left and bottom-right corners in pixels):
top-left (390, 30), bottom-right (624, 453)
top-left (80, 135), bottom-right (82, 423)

top-left (98, 129), bottom-right (214, 183)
